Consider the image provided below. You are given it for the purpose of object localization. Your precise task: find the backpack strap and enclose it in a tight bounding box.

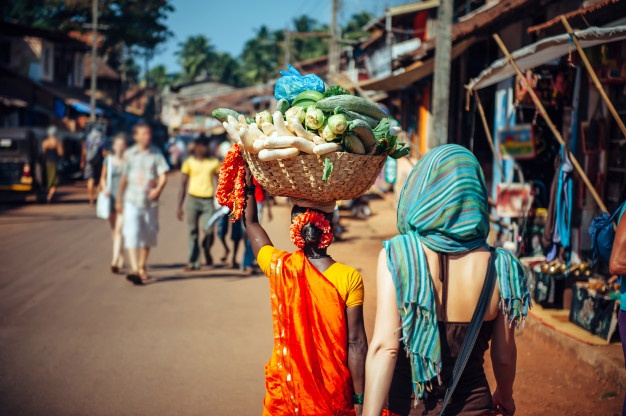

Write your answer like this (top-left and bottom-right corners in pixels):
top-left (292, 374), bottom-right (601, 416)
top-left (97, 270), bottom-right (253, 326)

top-left (439, 247), bottom-right (497, 416)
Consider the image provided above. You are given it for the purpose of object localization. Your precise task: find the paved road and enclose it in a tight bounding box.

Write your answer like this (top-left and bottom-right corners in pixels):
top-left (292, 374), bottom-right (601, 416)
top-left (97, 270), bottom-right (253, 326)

top-left (0, 175), bottom-right (623, 416)
top-left (0, 176), bottom-right (282, 415)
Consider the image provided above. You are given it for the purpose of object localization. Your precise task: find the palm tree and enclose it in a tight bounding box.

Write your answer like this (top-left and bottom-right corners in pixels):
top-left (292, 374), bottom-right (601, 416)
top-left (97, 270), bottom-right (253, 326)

top-left (241, 26), bottom-right (280, 84)
top-left (145, 64), bottom-right (172, 89)
top-left (210, 52), bottom-right (247, 87)
top-left (175, 35), bottom-right (215, 82)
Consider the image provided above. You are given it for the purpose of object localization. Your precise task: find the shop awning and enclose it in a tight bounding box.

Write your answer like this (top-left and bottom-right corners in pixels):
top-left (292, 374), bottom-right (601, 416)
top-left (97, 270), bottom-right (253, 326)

top-left (467, 25), bottom-right (626, 90)
top-left (69, 100), bottom-right (103, 116)
top-left (358, 37), bottom-right (476, 91)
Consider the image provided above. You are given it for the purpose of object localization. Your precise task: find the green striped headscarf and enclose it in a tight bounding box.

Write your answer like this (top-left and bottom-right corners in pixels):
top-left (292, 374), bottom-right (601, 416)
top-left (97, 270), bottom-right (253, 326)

top-left (383, 144), bottom-right (530, 399)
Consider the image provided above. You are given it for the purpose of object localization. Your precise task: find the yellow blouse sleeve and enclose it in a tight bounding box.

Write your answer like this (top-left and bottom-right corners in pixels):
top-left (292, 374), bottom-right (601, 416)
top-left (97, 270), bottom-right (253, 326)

top-left (257, 245), bottom-right (276, 277)
top-left (345, 268), bottom-right (364, 307)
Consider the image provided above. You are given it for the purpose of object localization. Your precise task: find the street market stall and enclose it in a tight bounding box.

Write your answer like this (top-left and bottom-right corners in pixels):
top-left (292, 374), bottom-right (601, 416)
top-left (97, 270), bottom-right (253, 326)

top-left (467, 20), bottom-right (626, 343)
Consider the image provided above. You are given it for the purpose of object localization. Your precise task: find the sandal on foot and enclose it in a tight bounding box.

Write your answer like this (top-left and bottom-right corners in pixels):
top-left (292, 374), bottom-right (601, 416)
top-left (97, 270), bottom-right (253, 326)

top-left (126, 273), bottom-right (140, 284)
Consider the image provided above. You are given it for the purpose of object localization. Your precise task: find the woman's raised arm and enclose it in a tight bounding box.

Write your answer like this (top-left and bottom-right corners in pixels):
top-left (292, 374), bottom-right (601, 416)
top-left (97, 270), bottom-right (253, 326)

top-left (243, 164), bottom-right (272, 256)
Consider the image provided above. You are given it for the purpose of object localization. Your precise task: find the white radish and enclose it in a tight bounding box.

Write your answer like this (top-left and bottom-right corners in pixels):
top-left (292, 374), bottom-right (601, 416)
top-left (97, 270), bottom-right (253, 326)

top-left (261, 122), bottom-right (275, 136)
top-left (237, 115), bottom-right (248, 126)
top-left (240, 129), bottom-right (256, 154)
top-left (289, 137), bottom-right (315, 154)
top-left (273, 111), bottom-right (294, 137)
top-left (312, 136), bottom-right (325, 145)
top-left (227, 115), bottom-right (240, 129)
top-left (223, 121), bottom-right (242, 144)
top-left (253, 137), bottom-right (267, 153)
top-left (313, 143), bottom-right (342, 155)
top-left (258, 148), bottom-right (300, 161)
top-left (248, 123), bottom-right (263, 141)
top-left (264, 135), bottom-right (316, 154)
top-left (264, 136), bottom-right (296, 149)
top-left (290, 118), bottom-right (320, 142)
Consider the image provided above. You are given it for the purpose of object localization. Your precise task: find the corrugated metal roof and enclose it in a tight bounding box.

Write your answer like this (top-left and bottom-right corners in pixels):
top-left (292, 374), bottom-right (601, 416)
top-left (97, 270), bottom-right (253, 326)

top-left (358, 37), bottom-right (476, 91)
top-left (527, 0), bottom-right (623, 33)
top-left (467, 25), bottom-right (626, 90)
top-left (363, 0), bottom-right (440, 32)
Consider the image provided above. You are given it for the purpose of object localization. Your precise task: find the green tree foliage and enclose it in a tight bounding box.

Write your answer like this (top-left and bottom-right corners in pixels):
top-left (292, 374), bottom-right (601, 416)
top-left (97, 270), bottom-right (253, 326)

top-left (175, 35), bottom-right (215, 82)
top-left (145, 64), bottom-right (170, 89)
top-left (241, 26), bottom-right (281, 84)
top-left (290, 15), bottom-right (329, 62)
top-left (342, 12), bottom-right (374, 40)
top-left (210, 52), bottom-right (247, 88)
top-left (3, 0), bottom-right (174, 51)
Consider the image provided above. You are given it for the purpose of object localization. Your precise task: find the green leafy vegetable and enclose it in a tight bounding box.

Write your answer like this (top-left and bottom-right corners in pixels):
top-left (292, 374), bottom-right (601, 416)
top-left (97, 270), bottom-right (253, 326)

top-left (372, 118), bottom-right (390, 140)
top-left (322, 86), bottom-right (351, 98)
top-left (390, 144), bottom-right (410, 159)
top-left (322, 157), bottom-right (334, 181)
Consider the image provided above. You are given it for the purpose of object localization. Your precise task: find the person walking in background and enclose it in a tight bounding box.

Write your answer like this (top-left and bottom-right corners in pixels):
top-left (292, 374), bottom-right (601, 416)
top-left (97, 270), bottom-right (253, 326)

top-left (176, 135), bottom-right (220, 271)
top-left (609, 202), bottom-right (626, 415)
top-left (116, 122), bottom-right (169, 284)
top-left (82, 125), bottom-right (104, 206)
top-left (41, 126), bottom-right (63, 203)
top-left (241, 178), bottom-right (272, 274)
top-left (363, 145), bottom-right (529, 416)
top-left (244, 162), bottom-right (367, 415)
top-left (100, 133), bottom-right (128, 274)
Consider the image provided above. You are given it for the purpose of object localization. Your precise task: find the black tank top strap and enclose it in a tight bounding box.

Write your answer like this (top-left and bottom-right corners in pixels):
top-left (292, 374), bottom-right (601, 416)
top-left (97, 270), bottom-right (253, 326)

top-left (438, 252), bottom-right (449, 323)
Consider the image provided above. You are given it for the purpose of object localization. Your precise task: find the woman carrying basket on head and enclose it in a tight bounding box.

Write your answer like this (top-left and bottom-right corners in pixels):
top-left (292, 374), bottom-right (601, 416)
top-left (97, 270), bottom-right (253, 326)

top-left (242, 161), bottom-right (368, 416)
top-left (363, 145), bottom-right (530, 416)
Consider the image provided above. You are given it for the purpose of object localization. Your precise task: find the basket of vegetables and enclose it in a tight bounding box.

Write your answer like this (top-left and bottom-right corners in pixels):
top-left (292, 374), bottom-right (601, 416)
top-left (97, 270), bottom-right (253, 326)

top-left (213, 66), bottom-right (408, 203)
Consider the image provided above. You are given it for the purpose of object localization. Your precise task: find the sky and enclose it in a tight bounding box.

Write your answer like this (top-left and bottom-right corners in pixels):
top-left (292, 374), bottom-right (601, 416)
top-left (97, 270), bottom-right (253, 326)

top-left (151, 0), bottom-right (410, 73)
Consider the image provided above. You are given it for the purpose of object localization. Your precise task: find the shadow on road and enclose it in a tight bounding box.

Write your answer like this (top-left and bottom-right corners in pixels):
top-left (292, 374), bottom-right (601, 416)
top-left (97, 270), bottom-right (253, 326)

top-left (0, 213), bottom-right (96, 225)
top-left (150, 263), bottom-right (187, 270)
top-left (150, 271), bottom-right (261, 284)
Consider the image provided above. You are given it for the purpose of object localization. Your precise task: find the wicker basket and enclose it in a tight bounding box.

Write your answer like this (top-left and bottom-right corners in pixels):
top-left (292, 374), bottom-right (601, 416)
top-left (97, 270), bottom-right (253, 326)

top-left (243, 151), bottom-right (387, 202)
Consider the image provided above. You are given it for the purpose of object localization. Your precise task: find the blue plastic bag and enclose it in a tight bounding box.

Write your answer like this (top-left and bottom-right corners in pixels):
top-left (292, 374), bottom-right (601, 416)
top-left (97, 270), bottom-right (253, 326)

top-left (274, 64), bottom-right (325, 102)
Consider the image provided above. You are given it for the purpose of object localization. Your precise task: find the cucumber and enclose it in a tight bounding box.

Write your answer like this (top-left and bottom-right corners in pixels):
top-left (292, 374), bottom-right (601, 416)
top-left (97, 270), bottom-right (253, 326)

top-left (316, 95), bottom-right (387, 120)
top-left (292, 90), bottom-right (324, 109)
top-left (334, 107), bottom-right (379, 128)
top-left (343, 133), bottom-right (366, 155)
top-left (276, 99), bottom-right (290, 115)
top-left (348, 120), bottom-right (376, 153)
top-left (212, 108), bottom-right (241, 122)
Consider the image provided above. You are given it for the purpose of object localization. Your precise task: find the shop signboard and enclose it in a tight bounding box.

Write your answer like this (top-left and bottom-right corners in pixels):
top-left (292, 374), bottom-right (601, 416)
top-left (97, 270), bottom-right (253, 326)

top-left (498, 124), bottom-right (536, 160)
top-left (495, 183), bottom-right (533, 218)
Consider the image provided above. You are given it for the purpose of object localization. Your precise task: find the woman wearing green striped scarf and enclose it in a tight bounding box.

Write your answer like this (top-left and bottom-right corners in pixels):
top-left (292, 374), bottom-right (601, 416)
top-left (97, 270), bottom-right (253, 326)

top-left (363, 145), bottom-right (530, 416)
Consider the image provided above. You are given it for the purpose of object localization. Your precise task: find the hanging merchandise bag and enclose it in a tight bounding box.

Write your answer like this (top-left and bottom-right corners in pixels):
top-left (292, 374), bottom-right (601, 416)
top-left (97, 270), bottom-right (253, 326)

top-left (588, 201), bottom-right (626, 263)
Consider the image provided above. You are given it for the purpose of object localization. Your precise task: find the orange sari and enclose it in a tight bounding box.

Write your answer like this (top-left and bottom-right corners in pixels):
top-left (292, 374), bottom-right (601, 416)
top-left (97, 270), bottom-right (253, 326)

top-left (262, 249), bottom-right (355, 416)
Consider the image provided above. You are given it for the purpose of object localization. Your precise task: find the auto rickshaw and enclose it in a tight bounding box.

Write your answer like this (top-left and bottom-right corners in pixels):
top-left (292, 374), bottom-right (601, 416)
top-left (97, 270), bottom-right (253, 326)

top-left (0, 128), bottom-right (44, 200)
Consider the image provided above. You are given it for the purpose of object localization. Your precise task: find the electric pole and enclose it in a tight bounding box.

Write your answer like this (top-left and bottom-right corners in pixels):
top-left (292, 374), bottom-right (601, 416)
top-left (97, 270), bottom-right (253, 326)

top-left (89, 0), bottom-right (98, 122)
top-left (329, 0), bottom-right (339, 73)
top-left (431, 0), bottom-right (453, 148)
